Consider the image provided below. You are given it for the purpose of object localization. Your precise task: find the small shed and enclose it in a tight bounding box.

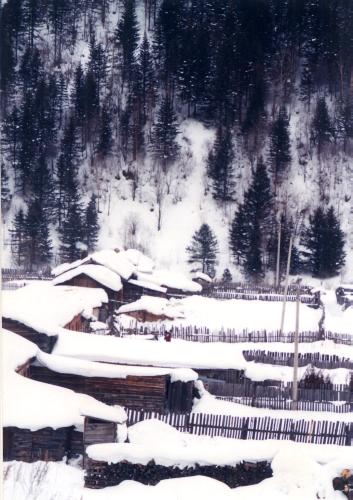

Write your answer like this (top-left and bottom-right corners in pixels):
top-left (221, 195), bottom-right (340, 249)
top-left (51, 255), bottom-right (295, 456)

top-left (3, 329), bottom-right (127, 462)
top-left (116, 296), bottom-right (180, 323)
top-left (53, 264), bottom-right (123, 316)
top-left (29, 351), bottom-right (197, 413)
top-left (2, 283), bottom-right (109, 350)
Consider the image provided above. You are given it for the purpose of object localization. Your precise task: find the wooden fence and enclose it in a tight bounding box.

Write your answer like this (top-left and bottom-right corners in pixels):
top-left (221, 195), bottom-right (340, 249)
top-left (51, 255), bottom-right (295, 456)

top-left (203, 290), bottom-right (319, 305)
top-left (242, 350), bottom-right (353, 370)
top-left (203, 380), bottom-right (352, 402)
top-left (119, 324), bottom-right (353, 345)
top-left (206, 282), bottom-right (314, 294)
top-left (215, 396), bottom-right (353, 413)
top-left (126, 409), bottom-right (351, 445)
top-left (2, 268), bottom-right (52, 282)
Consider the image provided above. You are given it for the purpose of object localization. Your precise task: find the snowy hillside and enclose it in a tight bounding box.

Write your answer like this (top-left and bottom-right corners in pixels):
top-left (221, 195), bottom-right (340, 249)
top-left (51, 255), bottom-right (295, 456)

top-left (1, 0), bottom-right (353, 282)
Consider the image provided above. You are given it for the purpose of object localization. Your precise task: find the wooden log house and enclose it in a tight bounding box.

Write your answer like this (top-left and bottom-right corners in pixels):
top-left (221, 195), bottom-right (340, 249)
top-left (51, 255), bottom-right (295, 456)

top-left (3, 329), bottom-right (127, 463)
top-left (29, 355), bottom-right (196, 413)
top-left (2, 284), bottom-right (109, 351)
top-left (53, 264), bottom-right (123, 315)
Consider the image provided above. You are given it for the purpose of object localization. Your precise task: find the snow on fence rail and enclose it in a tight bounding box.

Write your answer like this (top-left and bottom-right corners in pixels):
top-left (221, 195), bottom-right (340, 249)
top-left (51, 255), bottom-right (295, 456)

top-left (215, 396), bottom-right (353, 413)
top-left (203, 290), bottom-right (319, 305)
top-left (126, 409), bottom-right (351, 445)
top-left (242, 350), bottom-right (353, 370)
top-left (120, 325), bottom-right (353, 345)
top-left (207, 282), bottom-right (314, 294)
top-left (203, 380), bottom-right (352, 402)
top-left (2, 268), bottom-right (52, 281)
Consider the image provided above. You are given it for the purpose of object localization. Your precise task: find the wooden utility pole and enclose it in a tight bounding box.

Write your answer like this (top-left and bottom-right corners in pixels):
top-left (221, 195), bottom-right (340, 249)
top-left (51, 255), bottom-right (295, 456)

top-left (292, 281), bottom-right (301, 410)
top-left (275, 218), bottom-right (281, 288)
top-left (279, 233), bottom-right (293, 335)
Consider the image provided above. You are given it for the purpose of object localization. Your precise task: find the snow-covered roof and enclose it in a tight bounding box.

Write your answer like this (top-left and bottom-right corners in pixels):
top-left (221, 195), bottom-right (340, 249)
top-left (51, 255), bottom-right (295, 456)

top-left (2, 330), bottom-right (126, 430)
top-left (36, 351), bottom-right (197, 382)
top-left (52, 249), bottom-right (153, 281)
top-left (137, 270), bottom-right (202, 293)
top-left (52, 248), bottom-right (203, 293)
top-left (2, 283), bottom-right (108, 336)
top-left (52, 330), bottom-right (353, 384)
top-left (191, 271), bottom-right (213, 283)
top-left (52, 264), bottom-right (122, 291)
top-left (117, 296), bottom-right (185, 320)
top-left (117, 295), bottom-right (322, 333)
top-left (127, 278), bottom-right (167, 294)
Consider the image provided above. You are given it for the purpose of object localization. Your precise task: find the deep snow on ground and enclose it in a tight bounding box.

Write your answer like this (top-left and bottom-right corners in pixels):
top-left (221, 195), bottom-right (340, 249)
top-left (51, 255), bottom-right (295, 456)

top-left (3, 440), bottom-right (353, 500)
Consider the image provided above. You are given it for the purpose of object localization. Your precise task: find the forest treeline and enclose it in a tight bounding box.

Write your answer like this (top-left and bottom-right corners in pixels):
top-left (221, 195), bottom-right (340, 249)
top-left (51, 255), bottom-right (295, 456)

top-left (1, 0), bottom-right (352, 278)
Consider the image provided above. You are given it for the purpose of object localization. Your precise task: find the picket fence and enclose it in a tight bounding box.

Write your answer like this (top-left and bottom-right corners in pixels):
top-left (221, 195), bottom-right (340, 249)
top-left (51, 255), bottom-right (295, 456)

top-left (119, 324), bottom-right (353, 346)
top-left (203, 380), bottom-right (352, 402)
top-left (215, 396), bottom-right (353, 413)
top-left (126, 409), bottom-right (351, 446)
top-left (242, 349), bottom-right (353, 370)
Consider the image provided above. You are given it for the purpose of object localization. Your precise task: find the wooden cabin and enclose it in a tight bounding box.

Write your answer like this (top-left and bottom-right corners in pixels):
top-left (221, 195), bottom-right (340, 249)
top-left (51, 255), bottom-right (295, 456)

top-left (29, 364), bottom-right (194, 413)
top-left (2, 318), bottom-right (57, 353)
top-left (53, 265), bottom-right (123, 316)
top-left (121, 279), bottom-right (167, 305)
top-left (2, 284), bottom-right (109, 350)
top-left (3, 425), bottom-right (83, 462)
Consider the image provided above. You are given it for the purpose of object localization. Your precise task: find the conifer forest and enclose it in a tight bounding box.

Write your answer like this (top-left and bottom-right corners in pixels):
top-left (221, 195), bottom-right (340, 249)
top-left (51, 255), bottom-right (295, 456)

top-left (1, 0), bottom-right (353, 281)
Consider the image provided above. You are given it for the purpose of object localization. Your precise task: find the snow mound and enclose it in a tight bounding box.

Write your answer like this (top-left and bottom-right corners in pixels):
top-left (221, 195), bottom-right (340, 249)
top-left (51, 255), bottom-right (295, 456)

top-left (3, 330), bottom-right (126, 430)
top-left (53, 264), bottom-right (122, 291)
top-left (3, 283), bottom-right (108, 336)
top-left (117, 296), bottom-right (185, 319)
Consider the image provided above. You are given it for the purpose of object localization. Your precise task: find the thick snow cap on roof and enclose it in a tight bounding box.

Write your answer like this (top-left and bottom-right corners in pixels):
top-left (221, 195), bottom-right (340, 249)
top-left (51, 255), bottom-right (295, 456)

top-left (117, 296), bottom-right (185, 320)
top-left (52, 264), bottom-right (122, 291)
top-left (2, 282), bottom-right (108, 336)
top-left (191, 271), bottom-right (213, 283)
top-left (137, 270), bottom-right (202, 293)
top-left (127, 278), bottom-right (167, 294)
top-left (37, 351), bottom-right (197, 382)
top-left (2, 330), bottom-right (126, 430)
top-left (52, 248), bottom-right (202, 293)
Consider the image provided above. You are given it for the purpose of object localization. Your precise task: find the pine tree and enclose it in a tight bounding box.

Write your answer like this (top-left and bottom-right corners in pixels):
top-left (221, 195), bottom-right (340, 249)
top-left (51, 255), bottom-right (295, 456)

top-left (97, 104), bottom-right (113, 157)
top-left (115, 0), bottom-right (139, 90)
top-left (322, 207), bottom-right (345, 277)
top-left (311, 98), bottom-right (333, 154)
top-left (229, 203), bottom-right (250, 265)
top-left (186, 224), bottom-right (219, 276)
top-left (221, 268), bottom-right (232, 283)
top-left (10, 209), bottom-right (28, 267)
top-left (207, 127), bottom-right (236, 202)
top-left (25, 197), bottom-right (52, 269)
top-left (88, 37), bottom-right (107, 96)
top-left (151, 97), bottom-right (179, 171)
top-left (59, 180), bottom-right (85, 262)
top-left (1, 163), bottom-right (11, 211)
top-left (73, 63), bottom-right (85, 120)
top-left (229, 161), bottom-right (272, 279)
top-left (268, 106), bottom-right (291, 186)
top-left (1, 106), bottom-right (20, 174)
top-left (0, 1), bottom-right (16, 94)
top-left (84, 195), bottom-right (99, 252)
top-left (138, 33), bottom-right (156, 124)
top-left (301, 206), bottom-right (345, 278)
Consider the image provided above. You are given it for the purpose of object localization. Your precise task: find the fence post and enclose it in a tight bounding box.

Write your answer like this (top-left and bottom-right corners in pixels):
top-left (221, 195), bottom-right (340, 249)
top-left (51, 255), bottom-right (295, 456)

top-left (241, 417), bottom-right (249, 440)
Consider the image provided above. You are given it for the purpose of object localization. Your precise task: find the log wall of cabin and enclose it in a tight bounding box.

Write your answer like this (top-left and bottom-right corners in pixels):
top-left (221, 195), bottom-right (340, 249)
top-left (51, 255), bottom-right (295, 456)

top-left (122, 282), bottom-right (166, 305)
top-left (2, 318), bottom-right (57, 353)
top-left (55, 274), bottom-right (122, 314)
top-left (29, 366), bottom-right (168, 411)
top-left (122, 310), bottom-right (171, 323)
top-left (3, 426), bottom-right (82, 462)
top-left (64, 313), bottom-right (91, 333)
